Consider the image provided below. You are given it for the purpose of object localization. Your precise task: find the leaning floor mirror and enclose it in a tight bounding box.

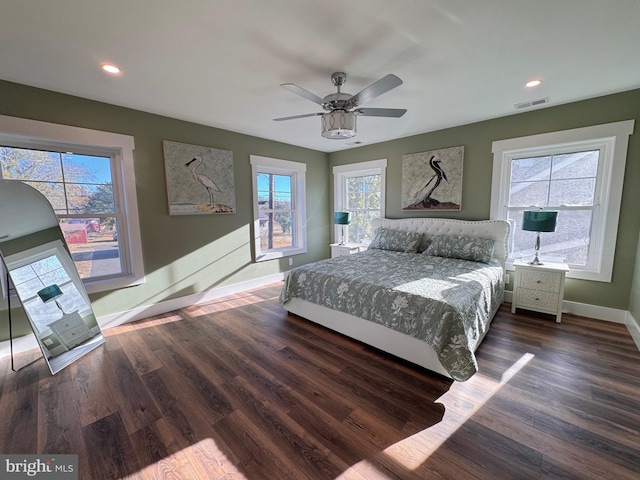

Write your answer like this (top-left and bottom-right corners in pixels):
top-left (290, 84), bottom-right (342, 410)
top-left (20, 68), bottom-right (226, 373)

top-left (0, 179), bottom-right (104, 374)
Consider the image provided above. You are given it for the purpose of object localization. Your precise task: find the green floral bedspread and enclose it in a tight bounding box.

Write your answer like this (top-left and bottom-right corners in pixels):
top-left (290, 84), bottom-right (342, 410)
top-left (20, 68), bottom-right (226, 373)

top-left (279, 249), bottom-right (504, 381)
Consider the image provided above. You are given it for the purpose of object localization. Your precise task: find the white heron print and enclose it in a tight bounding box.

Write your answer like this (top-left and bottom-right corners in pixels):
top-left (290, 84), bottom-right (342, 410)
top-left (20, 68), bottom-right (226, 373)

top-left (185, 156), bottom-right (221, 207)
top-left (163, 141), bottom-right (236, 215)
top-left (402, 146), bottom-right (463, 211)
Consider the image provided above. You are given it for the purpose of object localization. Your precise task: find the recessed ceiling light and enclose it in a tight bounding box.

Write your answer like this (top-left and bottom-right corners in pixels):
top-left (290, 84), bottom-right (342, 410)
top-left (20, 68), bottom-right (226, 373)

top-left (525, 79), bottom-right (542, 88)
top-left (101, 64), bottom-right (121, 74)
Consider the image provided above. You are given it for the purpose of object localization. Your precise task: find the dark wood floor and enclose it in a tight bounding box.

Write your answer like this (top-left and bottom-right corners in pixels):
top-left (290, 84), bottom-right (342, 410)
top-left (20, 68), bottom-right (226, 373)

top-left (1, 283), bottom-right (640, 479)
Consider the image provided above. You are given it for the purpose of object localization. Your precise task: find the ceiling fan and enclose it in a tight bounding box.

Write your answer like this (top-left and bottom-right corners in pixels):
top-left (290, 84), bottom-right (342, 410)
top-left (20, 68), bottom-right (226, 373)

top-left (274, 72), bottom-right (407, 139)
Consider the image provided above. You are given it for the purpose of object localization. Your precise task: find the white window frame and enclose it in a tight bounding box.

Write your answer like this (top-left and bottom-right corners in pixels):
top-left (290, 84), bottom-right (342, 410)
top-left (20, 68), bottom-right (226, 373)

top-left (250, 155), bottom-right (307, 262)
top-left (0, 114), bottom-right (145, 293)
top-left (333, 159), bottom-right (387, 244)
top-left (490, 120), bottom-right (634, 282)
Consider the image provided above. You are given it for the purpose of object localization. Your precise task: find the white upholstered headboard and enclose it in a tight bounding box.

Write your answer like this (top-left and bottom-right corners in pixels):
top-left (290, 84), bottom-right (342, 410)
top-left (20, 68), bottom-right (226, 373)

top-left (371, 218), bottom-right (510, 268)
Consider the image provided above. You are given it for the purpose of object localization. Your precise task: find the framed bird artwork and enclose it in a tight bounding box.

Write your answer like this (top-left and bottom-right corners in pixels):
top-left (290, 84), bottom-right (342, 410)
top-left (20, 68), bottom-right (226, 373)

top-left (401, 146), bottom-right (463, 211)
top-left (163, 141), bottom-right (236, 215)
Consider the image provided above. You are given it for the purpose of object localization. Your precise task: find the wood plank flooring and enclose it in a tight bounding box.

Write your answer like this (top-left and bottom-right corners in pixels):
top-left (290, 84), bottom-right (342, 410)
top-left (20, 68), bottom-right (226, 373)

top-left (1, 283), bottom-right (640, 479)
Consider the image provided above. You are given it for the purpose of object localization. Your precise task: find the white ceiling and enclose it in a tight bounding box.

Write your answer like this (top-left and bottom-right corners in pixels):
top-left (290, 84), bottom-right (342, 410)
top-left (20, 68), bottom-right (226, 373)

top-left (2, 1), bottom-right (640, 153)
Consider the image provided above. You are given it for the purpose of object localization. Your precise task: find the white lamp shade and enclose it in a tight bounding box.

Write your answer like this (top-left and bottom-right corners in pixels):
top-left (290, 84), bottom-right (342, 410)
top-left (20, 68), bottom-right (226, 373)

top-left (321, 111), bottom-right (356, 139)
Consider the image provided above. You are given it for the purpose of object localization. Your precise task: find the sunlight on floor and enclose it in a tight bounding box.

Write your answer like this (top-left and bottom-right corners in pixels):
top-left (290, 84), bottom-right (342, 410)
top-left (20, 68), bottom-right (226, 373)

top-left (187, 291), bottom-right (276, 316)
top-left (126, 438), bottom-right (247, 480)
top-left (380, 353), bottom-right (535, 471)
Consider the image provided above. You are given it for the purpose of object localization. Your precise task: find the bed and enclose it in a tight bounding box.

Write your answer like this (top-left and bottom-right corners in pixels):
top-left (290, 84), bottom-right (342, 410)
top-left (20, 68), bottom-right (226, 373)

top-left (280, 217), bottom-right (510, 381)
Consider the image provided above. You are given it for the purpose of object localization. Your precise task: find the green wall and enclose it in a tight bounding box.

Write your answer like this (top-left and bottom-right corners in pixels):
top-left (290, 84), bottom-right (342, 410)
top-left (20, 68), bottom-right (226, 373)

top-left (1, 80), bottom-right (639, 341)
top-left (0, 80), bottom-right (330, 340)
top-left (630, 233), bottom-right (640, 327)
top-left (329, 89), bottom-right (640, 311)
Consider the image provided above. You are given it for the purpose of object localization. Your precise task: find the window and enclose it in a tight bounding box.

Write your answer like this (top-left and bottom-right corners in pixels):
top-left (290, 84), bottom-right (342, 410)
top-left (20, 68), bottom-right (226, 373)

top-left (0, 115), bottom-right (144, 293)
top-left (6, 240), bottom-right (92, 335)
top-left (250, 155), bottom-right (306, 261)
top-left (491, 120), bottom-right (634, 281)
top-left (333, 159), bottom-right (386, 244)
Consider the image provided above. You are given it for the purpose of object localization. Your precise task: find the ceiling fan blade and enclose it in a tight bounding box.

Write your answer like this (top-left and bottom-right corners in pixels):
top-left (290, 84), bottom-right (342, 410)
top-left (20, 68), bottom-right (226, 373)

top-left (280, 83), bottom-right (325, 106)
top-left (355, 108), bottom-right (407, 118)
top-left (349, 74), bottom-right (403, 106)
top-left (273, 112), bottom-right (323, 121)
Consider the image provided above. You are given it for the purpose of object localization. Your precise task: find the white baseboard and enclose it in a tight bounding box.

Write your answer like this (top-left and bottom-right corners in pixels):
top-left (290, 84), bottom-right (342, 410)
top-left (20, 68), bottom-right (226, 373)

top-left (505, 291), bottom-right (638, 351)
top-left (98, 272), bottom-right (286, 330)
top-left (4, 279), bottom-right (635, 360)
top-left (626, 311), bottom-right (640, 351)
top-left (0, 272), bottom-right (286, 360)
top-left (504, 291), bottom-right (628, 323)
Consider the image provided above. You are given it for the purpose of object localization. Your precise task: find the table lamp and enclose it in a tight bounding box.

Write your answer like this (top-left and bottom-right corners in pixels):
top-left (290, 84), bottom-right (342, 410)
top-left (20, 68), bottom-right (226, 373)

top-left (37, 284), bottom-right (67, 317)
top-left (333, 212), bottom-right (351, 245)
top-left (521, 210), bottom-right (558, 265)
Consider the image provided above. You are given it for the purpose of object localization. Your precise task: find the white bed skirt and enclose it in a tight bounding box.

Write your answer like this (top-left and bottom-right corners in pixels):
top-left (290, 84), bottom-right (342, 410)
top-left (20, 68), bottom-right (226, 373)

top-left (284, 296), bottom-right (498, 379)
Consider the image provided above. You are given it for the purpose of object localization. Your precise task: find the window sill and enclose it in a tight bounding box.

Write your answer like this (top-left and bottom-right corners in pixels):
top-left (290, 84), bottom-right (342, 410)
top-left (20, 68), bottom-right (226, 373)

top-left (255, 246), bottom-right (307, 262)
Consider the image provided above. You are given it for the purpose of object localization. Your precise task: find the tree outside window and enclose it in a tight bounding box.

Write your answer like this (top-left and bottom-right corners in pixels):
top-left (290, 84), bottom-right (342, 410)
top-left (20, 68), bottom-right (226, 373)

top-left (334, 159), bottom-right (387, 246)
top-left (0, 146), bottom-right (121, 280)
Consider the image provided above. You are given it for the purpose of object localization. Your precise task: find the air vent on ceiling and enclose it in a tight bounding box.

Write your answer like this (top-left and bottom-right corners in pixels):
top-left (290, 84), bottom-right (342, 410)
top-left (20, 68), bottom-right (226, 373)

top-left (514, 97), bottom-right (550, 110)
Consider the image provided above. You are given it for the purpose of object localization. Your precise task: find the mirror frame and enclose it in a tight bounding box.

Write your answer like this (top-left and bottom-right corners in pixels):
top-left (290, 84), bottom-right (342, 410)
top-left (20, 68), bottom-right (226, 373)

top-left (0, 179), bottom-right (104, 374)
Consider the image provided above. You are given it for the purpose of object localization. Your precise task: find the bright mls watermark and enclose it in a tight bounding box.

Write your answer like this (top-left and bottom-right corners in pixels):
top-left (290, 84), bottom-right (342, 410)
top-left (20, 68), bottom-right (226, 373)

top-left (1, 455), bottom-right (78, 479)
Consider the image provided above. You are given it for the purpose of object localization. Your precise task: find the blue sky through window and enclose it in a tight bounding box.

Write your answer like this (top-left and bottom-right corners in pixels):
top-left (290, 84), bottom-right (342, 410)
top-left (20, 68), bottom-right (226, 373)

top-left (62, 153), bottom-right (112, 184)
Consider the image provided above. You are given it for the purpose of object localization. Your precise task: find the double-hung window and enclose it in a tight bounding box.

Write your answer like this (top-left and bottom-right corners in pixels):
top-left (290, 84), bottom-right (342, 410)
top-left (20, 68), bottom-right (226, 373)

top-left (0, 115), bottom-right (144, 293)
top-left (250, 155), bottom-right (306, 261)
top-left (333, 159), bottom-right (387, 244)
top-left (491, 120), bottom-right (633, 281)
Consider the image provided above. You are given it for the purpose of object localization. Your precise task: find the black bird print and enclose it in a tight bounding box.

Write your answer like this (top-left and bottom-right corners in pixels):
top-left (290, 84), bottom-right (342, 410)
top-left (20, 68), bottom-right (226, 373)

top-left (412, 155), bottom-right (448, 207)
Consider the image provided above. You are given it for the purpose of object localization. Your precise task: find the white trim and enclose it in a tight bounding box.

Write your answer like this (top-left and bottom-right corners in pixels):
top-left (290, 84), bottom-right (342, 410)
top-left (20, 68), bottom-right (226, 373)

top-left (0, 114), bottom-right (145, 293)
top-left (333, 159), bottom-right (387, 244)
top-left (250, 155), bottom-right (307, 262)
top-left (505, 290), bottom-right (628, 323)
top-left (490, 120), bottom-right (634, 282)
top-left (332, 158), bottom-right (388, 174)
top-left (0, 272), bottom-right (286, 359)
top-left (626, 312), bottom-right (640, 352)
top-left (4, 278), bottom-right (637, 360)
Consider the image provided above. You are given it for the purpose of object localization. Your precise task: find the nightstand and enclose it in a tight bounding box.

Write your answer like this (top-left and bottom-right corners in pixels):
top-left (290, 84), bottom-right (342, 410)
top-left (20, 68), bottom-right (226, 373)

top-left (511, 260), bottom-right (569, 323)
top-left (48, 311), bottom-right (94, 350)
top-left (330, 243), bottom-right (362, 258)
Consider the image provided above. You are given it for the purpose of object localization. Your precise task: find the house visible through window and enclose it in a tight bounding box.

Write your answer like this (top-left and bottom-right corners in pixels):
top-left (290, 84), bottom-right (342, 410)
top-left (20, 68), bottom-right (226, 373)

top-left (333, 159), bottom-right (387, 244)
top-left (1, 147), bottom-right (121, 280)
top-left (491, 120), bottom-right (634, 282)
top-left (250, 155), bottom-right (306, 261)
top-left (508, 149), bottom-right (599, 266)
top-left (0, 114), bottom-right (145, 294)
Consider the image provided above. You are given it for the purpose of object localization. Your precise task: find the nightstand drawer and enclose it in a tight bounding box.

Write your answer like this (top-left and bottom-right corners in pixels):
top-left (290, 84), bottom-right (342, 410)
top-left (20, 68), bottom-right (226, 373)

top-left (516, 288), bottom-right (559, 312)
top-left (519, 270), bottom-right (562, 293)
top-left (57, 324), bottom-right (92, 344)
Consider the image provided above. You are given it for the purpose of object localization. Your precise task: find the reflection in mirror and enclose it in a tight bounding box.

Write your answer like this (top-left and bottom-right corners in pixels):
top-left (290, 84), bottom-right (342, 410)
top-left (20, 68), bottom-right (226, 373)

top-left (1, 179), bottom-right (104, 375)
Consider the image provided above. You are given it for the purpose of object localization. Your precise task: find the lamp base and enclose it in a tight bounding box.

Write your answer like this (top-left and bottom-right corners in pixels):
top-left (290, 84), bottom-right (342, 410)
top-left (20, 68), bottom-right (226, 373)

top-left (528, 232), bottom-right (543, 265)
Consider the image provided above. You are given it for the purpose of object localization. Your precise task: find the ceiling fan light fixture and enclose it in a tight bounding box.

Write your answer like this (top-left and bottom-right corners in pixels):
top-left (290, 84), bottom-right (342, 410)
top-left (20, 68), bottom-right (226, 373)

top-left (321, 110), bottom-right (356, 139)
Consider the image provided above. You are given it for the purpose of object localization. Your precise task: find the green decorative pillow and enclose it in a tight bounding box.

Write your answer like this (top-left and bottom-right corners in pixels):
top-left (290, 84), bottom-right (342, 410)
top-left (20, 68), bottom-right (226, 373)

top-left (369, 228), bottom-right (422, 253)
top-left (424, 235), bottom-right (495, 263)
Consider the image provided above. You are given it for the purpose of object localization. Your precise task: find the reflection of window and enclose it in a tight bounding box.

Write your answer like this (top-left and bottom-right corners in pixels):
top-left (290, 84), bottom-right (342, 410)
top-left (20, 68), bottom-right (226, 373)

top-left (0, 114), bottom-right (145, 293)
top-left (6, 241), bottom-right (91, 334)
top-left (333, 159), bottom-right (386, 244)
top-left (250, 155), bottom-right (306, 261)
top-left (491, 120), bottom-right (634, 281)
